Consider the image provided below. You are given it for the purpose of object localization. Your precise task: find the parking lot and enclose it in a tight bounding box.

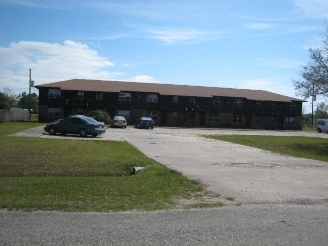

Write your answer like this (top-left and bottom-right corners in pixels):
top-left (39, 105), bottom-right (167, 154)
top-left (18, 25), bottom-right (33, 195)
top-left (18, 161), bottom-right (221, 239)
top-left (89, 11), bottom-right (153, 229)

top-left (13, 126), bottom-right (328, 205)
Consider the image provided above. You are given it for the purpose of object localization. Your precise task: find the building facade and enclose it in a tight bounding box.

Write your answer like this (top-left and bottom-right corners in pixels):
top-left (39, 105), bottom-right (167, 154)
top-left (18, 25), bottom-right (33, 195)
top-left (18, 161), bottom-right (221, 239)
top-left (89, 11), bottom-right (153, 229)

top-left (36, 79), bottom-right (304, 129)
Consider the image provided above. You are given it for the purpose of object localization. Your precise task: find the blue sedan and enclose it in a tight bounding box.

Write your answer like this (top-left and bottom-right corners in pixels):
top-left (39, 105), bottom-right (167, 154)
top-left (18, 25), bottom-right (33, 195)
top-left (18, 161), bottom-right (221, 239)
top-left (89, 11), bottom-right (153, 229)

top-left (44, 115), bottom-right (106, 137)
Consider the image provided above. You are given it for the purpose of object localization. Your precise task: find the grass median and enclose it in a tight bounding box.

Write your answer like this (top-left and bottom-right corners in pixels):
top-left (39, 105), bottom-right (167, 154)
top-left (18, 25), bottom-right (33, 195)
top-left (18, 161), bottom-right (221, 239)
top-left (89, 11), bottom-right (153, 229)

top-left (206, 134), bottom-right (328, 162)
top-left (0, 122), bottom-right (208, 212)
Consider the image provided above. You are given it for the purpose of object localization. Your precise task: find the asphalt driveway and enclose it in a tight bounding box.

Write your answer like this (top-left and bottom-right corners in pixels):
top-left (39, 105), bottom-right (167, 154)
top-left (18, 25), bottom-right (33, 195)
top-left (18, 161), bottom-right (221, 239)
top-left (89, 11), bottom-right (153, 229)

top-left (15, 126), bottom-right (328, 205)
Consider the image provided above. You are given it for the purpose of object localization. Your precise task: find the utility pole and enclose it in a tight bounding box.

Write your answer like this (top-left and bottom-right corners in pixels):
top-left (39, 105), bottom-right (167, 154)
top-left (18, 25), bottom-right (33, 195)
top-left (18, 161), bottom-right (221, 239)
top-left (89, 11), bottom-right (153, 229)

top-left (311, 82), bottom-right (316, 127)
top-left (29, 69), bottom-right (34, 121)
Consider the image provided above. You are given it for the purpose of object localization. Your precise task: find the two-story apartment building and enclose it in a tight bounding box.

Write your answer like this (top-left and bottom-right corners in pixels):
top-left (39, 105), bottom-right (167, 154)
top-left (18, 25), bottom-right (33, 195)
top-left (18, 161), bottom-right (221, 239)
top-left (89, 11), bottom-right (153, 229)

top-left (35, 79), bottom-right (304, 129)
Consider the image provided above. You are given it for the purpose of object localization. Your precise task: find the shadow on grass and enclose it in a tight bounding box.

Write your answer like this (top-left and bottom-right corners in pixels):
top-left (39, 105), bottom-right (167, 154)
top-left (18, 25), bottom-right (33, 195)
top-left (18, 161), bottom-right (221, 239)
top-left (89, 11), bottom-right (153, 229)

top-left (289, 142), bottom-right (328, 158)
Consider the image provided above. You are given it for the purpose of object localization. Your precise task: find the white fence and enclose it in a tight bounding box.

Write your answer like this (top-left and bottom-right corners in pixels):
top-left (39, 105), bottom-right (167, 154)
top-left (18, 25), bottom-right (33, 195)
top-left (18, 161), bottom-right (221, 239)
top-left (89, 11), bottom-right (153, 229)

top-left (0, 108), bottom-right (29, 123)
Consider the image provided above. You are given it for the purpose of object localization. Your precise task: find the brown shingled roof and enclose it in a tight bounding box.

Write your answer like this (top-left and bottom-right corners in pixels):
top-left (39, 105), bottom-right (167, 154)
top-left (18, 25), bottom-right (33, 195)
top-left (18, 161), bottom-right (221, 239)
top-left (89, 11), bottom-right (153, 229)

top-left (35, 79), bottom-right (304, 102)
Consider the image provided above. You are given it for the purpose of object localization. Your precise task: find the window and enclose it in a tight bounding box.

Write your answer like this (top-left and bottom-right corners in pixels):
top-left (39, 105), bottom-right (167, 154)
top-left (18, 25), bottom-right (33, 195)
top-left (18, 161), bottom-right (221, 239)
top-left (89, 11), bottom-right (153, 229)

top-left (72, 118), bottom-right (84, 124)
top-left (48, 89), bottom-right (61, 98)
top-left (96, 92), bottom-right (103, 100)
top-left (213, 97), bottom-right (220, 106)
top-left (286, 117), bottom-right (295, 124)
top-left (77, 91), bottom-right (84, 100)
top-left (117, 110), bottom-right (130, 119)
top-left (318, 120), bottom-right (326, 125)
top-left (233, 98), bottom-right (244, 107)
top-left (147, 111), bottom-right (158, 120)
top-left (146, 94), bottom-right (158, 103)
top-left (48, 108), bottom-right (61, 117)
top-left (256, 101), bottom-right (261, 109)
top-left (209, 113), bottom-right (218, 122)
top-left (119, 92), bottom-right (131, 101)
top-left (189, 97), bottom-right (196, 105)
top-left (233, 113), bottom-right (242, 123)
top-left (173, 96), bottom-right (178, 104)
top-left (289, 103), bottom-right (296, 109)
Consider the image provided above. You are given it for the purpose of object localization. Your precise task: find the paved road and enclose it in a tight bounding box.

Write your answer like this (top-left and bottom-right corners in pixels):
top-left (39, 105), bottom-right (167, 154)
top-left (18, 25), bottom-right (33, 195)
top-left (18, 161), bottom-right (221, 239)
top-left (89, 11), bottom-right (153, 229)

top-left (1, 205), bottom-right (328, 245)
top-left (5, 126), bottom-right (328, 245)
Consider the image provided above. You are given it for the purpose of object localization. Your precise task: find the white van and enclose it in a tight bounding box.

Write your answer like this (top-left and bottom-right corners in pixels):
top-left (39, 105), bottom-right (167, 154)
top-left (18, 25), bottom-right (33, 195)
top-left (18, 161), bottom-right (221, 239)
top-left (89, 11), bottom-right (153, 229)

top-left (317, 119), bottom-right (328, 133)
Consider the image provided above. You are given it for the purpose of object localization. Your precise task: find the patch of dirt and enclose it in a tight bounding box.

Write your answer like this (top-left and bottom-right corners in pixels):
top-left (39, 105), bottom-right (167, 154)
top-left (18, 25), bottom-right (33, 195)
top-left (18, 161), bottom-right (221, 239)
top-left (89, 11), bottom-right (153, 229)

top-left (175, 192), bottom-right (239, 209)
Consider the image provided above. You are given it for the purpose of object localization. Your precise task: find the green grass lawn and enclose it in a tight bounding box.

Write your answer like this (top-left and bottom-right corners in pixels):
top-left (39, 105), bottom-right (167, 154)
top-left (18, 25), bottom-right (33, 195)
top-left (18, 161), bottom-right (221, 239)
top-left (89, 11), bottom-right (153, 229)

top-left (302, 125), bottom-right (318, 132)
top-left (0, 122), bottom-right (207, 212)
top-left (206, 135), bottom-right (328, 162)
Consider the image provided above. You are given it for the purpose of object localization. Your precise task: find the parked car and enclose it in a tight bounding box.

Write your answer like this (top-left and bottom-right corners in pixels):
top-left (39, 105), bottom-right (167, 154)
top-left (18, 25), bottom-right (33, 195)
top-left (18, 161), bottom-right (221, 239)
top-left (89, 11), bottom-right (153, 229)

top-left (44, 115), bottom-right (106, 137)
top-left (111, 116), bottom-right (127, 128)
top-left (135, 117), bottom-right (154, 129)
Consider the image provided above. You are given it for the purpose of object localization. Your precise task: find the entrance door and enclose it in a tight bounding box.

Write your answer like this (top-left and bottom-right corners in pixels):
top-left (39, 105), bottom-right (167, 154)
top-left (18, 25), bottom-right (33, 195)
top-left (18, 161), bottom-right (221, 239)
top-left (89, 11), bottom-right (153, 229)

top-left (160, 110), bottom-right (167, 126)
top-left (199, 111), bottom-right (206, 126)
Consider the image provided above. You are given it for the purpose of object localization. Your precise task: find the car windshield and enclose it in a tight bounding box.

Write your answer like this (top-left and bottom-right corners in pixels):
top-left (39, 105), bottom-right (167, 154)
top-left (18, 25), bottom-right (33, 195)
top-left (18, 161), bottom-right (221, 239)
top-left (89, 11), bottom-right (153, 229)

top-left (54, 119), bottom-right (63, 123)
top-left (114, 116), bottom-right (125, 120)
top-left (142, 117), bottom-right (153, 121)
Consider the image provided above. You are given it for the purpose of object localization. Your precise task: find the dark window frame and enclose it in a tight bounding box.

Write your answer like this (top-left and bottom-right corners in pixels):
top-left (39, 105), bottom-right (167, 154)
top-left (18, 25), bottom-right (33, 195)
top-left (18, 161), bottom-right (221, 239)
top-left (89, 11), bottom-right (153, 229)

top-left (189, 97), bottom-right (196, 105)
top-left (233, 113), bottom-right (243, 123)
top-left (96, 92), bottom-right (103, 101)
top-left (146, 94), bottom-right (158, 103)
top-left (146, 111), bottom-right (158, 120)
top-left (209, 113), bottom-right (219, 122)
top-left (256, 101), bottom-right (261, 109)
top-left (48, 89), bottom-right (61, 98)
top-left (233, 98), bottom-right (244, 107)
top-left (213, 97), bottom-right (220, 106)
top-left (119, 92), bottom-right (131, 102)
top-left (77, 91), bottom-right (84, 100)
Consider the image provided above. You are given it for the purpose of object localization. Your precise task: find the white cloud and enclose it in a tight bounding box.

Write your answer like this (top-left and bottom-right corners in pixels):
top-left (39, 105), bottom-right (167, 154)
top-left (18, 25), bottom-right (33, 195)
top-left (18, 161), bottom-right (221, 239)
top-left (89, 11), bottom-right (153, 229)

top-left (129, 75), bottom-right (160, 83)
top-left (147, 28), bottom-right (216, 44)
top-left (0, 40), bottom-right (117, 93)
top-left (236, 78), bottom-right (297, 98)
top-left (294, 0), bottom-right (328, 18)
top-left (244, 23), bottom-right (271, 29)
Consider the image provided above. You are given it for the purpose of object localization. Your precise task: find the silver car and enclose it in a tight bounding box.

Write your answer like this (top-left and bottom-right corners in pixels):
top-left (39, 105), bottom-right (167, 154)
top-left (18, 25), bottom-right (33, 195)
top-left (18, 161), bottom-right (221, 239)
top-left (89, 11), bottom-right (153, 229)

top-left (111, 116), bottom-right (127, 128)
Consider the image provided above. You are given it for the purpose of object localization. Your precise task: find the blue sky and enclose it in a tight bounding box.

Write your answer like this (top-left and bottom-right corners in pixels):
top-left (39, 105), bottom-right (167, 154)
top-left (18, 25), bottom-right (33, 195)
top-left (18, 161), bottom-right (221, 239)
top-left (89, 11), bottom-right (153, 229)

top-left (1, 0), bottom-right (328, 112)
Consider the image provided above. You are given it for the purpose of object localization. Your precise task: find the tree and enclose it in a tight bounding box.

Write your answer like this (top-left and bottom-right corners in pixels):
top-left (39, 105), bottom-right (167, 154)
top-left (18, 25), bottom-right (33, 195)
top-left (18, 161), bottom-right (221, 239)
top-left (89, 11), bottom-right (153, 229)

top-left (294, 26), bottom-right (328, 99)
top-left (0, 88), bottom-right (17, 109)
top-left (17, 92), bottom-right (39, 112)
top-left (315, 102), bottom-right (328, 118)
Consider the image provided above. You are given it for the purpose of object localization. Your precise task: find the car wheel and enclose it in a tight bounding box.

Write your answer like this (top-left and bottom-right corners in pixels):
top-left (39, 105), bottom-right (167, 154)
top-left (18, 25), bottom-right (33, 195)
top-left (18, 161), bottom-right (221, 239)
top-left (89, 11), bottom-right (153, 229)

top-left (317, 128), bottom-right (322, 133)
top-left (150, 126), bottom-right (154, 129)
top-left (48, 127), bottom-right (56, 135)
top-left (79, 129), bottom-right (87, 137)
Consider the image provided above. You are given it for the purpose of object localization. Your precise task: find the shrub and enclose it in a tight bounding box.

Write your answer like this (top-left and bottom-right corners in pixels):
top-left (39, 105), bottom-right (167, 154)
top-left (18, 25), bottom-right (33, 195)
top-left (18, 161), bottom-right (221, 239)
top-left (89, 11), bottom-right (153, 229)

top-left (88, 110), bottom-right (111, 125)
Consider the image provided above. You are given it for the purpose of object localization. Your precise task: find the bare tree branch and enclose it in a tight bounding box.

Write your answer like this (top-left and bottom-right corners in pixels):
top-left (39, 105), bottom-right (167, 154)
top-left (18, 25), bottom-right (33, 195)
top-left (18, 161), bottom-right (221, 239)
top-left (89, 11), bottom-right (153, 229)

top-left (294, 26), bottom-right (328, 99)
